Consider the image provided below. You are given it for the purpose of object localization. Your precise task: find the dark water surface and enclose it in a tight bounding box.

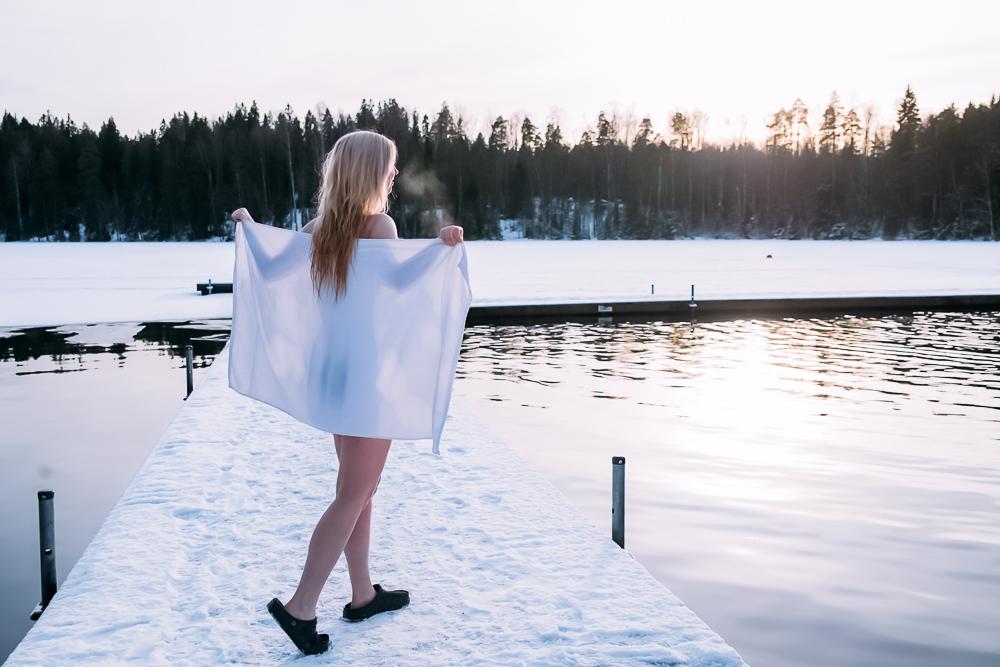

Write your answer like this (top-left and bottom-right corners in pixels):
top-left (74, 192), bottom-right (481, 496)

top-left (453, 311), bottom-right (1000, 667)
top-left (2, 312), bottom-right (999, 666)
top-left (0, 320), bottom-right (229, 662)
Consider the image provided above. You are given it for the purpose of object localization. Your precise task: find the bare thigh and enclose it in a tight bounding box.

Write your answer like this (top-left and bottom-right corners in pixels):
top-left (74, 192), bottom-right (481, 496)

top-left (334, 434), bottom-right (387, 497)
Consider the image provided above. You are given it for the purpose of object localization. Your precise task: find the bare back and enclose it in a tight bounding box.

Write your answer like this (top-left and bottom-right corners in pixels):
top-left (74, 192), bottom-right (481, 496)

top-left (301, 214), bottom-right (395, 239)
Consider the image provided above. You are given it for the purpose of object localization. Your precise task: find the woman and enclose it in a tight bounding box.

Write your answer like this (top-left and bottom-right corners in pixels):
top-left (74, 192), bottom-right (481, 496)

top-left (231, 129), bottom-right (464, 655)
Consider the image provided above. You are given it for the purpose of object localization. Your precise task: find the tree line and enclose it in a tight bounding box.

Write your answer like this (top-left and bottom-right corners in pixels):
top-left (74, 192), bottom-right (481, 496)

top-left (1, 86), bottom-right (997, 242)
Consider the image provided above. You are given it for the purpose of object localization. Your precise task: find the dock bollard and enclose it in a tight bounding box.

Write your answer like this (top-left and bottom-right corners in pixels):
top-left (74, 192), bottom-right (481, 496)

top-left (31, 490), bottom-right (57, 620)
top-left (185, 344), bottom-right (194, 398)
top-left (612, 456), bottom-right (625, 549)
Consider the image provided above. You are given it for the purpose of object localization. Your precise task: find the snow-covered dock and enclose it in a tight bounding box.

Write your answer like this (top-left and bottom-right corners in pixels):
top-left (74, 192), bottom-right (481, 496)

top-left (6, 343), bottom-right (746, 666)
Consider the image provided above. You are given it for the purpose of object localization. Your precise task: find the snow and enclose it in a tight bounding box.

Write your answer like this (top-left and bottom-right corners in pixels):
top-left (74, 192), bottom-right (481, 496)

top-left (498, 218), bottom-right (525, 240)
top-left (1, 239), bottom-right (997, 327)
top-left (466, 239), bottom-right (1000, 305)
top-left (47, 322), bottom-right (148, 347)
top-left (5, 342), bottom-right (746, 666)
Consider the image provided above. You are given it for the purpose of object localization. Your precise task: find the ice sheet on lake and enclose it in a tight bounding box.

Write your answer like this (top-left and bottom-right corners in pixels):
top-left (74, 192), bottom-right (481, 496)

top-left (6, 342), bottom-right (747, 666)
top-left (0, 239), bottom-right (997, 326)
top-left (50, 322), bottom-right (147, 347)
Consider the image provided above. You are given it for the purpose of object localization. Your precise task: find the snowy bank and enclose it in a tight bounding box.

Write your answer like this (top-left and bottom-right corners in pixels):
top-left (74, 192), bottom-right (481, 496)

top-left (6, 343), bottom-right (746, 666)
top-left (1, 239), bottom-right (998, 327)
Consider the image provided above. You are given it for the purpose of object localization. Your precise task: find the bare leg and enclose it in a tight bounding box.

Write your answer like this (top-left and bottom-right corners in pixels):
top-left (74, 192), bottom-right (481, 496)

top-left (283, 435), bottom-right (390, 620)
top-left (344, 501), bottom-right (373, 601)
top-left (336, 437), bottom-right (384, 608)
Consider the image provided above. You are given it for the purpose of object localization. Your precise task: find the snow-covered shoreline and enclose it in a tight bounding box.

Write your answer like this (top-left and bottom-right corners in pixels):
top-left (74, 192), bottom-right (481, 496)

top-left (6, 342), bottom-right (746, 666)
top-left (1, 239), bottom-right (997, 327)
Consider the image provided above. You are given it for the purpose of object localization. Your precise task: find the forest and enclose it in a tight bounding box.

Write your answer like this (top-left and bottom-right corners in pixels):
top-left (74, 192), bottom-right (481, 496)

top-left (0, 86), bottom-right (997, 242)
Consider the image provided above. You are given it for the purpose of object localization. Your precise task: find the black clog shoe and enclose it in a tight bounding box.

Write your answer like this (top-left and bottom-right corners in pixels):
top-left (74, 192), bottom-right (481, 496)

top-left (342, 584), bottom-right (410, 622)
top-left (267, 597), bottom-right (330, 655)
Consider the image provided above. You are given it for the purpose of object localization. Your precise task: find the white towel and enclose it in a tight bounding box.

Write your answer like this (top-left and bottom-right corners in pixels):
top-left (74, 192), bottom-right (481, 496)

top-left (228, 219), bottom-right (472, 454)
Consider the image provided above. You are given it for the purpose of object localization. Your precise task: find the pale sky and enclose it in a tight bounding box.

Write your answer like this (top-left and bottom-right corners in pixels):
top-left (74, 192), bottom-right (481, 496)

top-left (2, 0), bottom-right (998, 145)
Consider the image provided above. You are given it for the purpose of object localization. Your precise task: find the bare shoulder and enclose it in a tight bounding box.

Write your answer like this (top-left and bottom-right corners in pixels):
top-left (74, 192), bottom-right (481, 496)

top-left (364, 213), bottom-right (398, 239)
top-left (301, 218), bottom-right (318, 234)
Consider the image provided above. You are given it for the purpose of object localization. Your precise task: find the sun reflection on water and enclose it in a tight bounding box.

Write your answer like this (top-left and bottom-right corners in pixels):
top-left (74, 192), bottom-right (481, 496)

top-left (454, 310), bottom-right (1000, 667)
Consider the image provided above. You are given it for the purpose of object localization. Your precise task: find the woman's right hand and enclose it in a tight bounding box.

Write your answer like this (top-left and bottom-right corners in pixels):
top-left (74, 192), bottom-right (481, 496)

top-left (231, 207), bottom-right (254, 224)
top-left (439, 225), bottom-right (464, 246)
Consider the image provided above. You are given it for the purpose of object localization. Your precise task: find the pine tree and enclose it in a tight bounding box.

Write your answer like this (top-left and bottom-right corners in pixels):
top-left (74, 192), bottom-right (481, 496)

top-left (430, 103), bottom-right (457, 146)
top-left (766, 109), bottom-right (792, 152)
top-left (544, 122), bottom-right (563, 149)
top-left (596, 111), bottom-right (616, 147)
top-left (842, 108), bottom-right (862, 155)
top-left (488, 116), bottom-right (508, 151)
top-left (356, 99), bottom-right (377, 129)
top-left (76, 129), bottom-right (104, 239)
top-left (520, 117), bottom-right (541, 152)
top-left (670, 113), bottom-right (691, 150)
top-left (790, 98), bottom-right (809, 155)
top-left (97, 118), bottom-right (123, 221)
top-left (634, 117), bottom-right (655, 147)
top-left (819, 91), bottom-right (842, 154)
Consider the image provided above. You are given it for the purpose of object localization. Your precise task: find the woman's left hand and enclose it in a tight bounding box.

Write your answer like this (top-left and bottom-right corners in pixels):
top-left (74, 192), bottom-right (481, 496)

top-left (231, 207), bottom-right (254, 224)
top-left (439, 225), bottom-right (464, 246)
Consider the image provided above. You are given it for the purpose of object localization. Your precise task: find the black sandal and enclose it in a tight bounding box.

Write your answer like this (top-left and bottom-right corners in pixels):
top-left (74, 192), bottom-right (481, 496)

top-left (342, 584), bottom-right (410, 622)
top-left (267, 597), bottom-right (330, 655)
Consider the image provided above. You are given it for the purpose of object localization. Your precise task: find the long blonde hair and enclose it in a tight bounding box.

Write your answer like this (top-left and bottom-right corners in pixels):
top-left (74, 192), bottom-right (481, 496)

top-left (309, 130), bottom-right (398, 299)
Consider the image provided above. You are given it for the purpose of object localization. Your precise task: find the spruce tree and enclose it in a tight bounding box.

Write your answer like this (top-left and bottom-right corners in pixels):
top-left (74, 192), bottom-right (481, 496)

top-left (892, 84), bottom-right (921, 156)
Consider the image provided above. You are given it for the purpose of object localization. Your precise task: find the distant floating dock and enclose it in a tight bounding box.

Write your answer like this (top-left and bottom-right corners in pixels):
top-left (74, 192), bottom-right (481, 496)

top-left (195, 278), bottom-right (1000, 322)
top-left (468, 293), bottom-right (1000, 321)
top-left (7, 343), bottom-right (746, 666)
top-left (196, 281), bottom-right (232, 295)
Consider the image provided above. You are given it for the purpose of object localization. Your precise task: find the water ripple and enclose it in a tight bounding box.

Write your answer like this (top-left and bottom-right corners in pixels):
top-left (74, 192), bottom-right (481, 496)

top-left (454, 310), bottom-right (1000, 667)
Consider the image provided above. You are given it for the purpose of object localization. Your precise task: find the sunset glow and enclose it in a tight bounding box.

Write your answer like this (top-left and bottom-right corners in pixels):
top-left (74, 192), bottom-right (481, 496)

top-left (3, 0), bottom-right (998, 144)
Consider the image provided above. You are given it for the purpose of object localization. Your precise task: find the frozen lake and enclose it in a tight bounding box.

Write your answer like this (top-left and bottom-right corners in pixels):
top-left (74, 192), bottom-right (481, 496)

top-left (1, 240), bottom-right (998, 664)
top-left (3, 310), bottom-right (999, 665)
top-left (1, 239), bottom-right (998, 327)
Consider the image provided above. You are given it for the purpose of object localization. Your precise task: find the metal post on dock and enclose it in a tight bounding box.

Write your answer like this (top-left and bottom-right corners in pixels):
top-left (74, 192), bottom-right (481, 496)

top-left (31, 490), bottom-right (57, 620)
top-left (185, 344), bottom-right (194, 399)
top-left (612, 456), bottom-right (625, 549)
